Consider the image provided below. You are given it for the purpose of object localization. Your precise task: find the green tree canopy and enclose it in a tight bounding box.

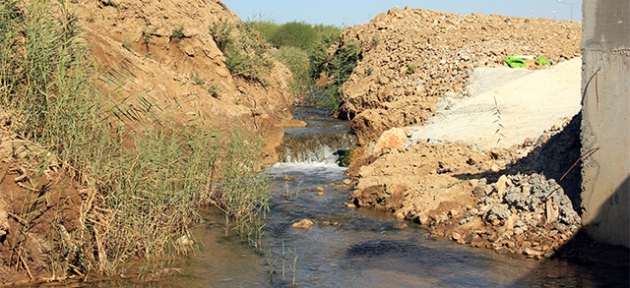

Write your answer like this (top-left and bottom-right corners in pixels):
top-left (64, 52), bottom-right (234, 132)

top-left (270, 21), bottom-right (318, 51)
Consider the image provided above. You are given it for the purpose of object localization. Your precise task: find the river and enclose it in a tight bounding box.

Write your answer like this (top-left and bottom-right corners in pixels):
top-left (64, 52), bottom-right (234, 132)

top-left (122, 107), bottom-right (627, 287)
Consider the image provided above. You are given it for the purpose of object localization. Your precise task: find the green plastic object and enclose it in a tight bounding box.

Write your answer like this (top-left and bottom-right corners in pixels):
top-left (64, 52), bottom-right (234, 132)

top-left (504, 56), bottom-right (527, 68)
top-left (537, 57), bottom-right (550, 65)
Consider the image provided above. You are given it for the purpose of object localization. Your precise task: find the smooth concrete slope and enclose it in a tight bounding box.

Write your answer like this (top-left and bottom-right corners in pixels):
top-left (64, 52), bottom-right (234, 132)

top-left (408, 58), bottom-right (582, 150)
top-left (580, 0), bottom-right (629, 248)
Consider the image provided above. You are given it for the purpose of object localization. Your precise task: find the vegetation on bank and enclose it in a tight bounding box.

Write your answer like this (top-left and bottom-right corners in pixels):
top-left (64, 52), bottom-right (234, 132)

top-left (0, 0), bottom-right (270, 280)
top-left (218, 18), bottom-right (363, 112)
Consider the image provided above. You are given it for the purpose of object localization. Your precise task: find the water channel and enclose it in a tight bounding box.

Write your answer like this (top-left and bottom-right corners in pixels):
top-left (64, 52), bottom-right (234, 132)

top-left (134, 107), bottom-right (626, 288)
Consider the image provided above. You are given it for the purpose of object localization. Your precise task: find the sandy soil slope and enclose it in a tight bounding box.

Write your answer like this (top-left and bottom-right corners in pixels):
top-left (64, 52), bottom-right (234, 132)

top-left (407, 58), bottom-right (582, 150)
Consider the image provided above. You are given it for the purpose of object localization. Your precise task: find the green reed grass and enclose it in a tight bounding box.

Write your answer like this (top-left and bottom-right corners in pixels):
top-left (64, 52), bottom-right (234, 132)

top-left (1, 0), bottom-right (273, 279)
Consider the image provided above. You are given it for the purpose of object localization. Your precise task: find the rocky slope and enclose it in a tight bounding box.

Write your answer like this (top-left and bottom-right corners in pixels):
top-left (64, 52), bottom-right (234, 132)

top-left (335, 7), bottom-right (625, 262)
top-left (336, 6), bottom-right (581, 148)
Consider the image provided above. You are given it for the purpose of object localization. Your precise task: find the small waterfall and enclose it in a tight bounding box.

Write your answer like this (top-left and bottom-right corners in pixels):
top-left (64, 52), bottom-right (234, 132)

top-left (278, 132), bottom-right (356, 166)
top-left (275, 108), bottom-right (357, 166)
top-left (282, 144), bottom-right (338, 164)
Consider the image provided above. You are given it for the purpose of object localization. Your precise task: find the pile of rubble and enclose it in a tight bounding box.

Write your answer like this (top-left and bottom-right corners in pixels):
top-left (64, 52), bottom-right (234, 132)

top-left (430, 173), bottom-right (581, 259)
top-left (335, 6), bottom-right (581, 146)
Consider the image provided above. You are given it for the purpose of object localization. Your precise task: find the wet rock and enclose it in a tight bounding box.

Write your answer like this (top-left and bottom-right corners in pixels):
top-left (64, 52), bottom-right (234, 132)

top-left (418, 213), bottom-right (430, 225)
top-left (291, 218), bottom-right (315, 230)
top-left (315, 186), bottom-right (325, 196)
top-left (524, 247), bottom-right (544, 257)
top-left (470, 235), bottom-right (486, 248)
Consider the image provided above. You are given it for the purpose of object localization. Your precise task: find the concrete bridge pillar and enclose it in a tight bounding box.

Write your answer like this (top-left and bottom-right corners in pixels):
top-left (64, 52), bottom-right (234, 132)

top-left (580, 0), bottom-right (630, 248)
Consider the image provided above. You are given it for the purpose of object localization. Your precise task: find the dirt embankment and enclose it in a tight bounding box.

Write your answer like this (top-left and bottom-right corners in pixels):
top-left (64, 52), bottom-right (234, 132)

top-left (73, 0), bottom-right (304, 163)
top-left (341, 8), bottom-right (627, 263)
top-left (336, 6), bottom-right (580, 148)
top-left (0, 0), bottom-right (299, 284)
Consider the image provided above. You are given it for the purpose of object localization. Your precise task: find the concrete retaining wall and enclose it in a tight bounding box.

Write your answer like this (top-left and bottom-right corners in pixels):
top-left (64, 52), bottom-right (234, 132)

top-left (580, 0), bottom-right (630, 248)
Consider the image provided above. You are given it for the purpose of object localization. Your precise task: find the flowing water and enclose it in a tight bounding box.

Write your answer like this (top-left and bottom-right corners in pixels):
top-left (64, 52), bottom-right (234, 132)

top-left (131, 107), bottom-right (627, 288)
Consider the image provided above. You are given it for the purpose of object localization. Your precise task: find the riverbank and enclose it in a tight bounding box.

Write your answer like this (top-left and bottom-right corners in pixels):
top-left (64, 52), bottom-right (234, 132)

top-left (337, 7), bottom-right (627, 265)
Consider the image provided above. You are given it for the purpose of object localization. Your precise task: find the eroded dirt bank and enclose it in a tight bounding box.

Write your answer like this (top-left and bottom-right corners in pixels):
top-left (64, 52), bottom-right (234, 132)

top-left (341, 7), bottom-right (628, 264)
top-left (0, 0), bottom-right (300, 284)
top-left (74, 0), bottom-right (304, 164)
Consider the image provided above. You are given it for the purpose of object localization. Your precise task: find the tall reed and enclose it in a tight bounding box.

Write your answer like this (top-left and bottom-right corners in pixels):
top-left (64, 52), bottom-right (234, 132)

top-left (0, 0), bottom-right (272, 279)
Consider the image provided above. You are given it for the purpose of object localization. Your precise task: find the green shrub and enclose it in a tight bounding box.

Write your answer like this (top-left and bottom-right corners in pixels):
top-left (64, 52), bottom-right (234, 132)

top-left (313, 24), bottom-right (343, 43)
top-left (207, 84), bottom-right (219, 98)
top-left (170, 24), bottom-right (185, 42)
top-left (142, 26), bottom-right (153, 50)
top-left (270, 21), bottom-right (318, 51)
top-left (247, 20), bottom-right (280, 43)
top-left (406, 63), bottom-right (417, 74)
top-left (209, 19), bottom-right (233, 52)
top-left (210, 21), bottom-right (273, 83)
top-left (192, 71), bottom-right (205, 86)
top-left (307, 38), bottom-right (362, 110)
top-left (270, 46), bottom-right (311, 95)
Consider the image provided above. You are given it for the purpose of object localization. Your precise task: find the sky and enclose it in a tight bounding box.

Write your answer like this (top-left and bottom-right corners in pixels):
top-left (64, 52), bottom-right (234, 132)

top-left (221, 0), bottom-right (582, 26)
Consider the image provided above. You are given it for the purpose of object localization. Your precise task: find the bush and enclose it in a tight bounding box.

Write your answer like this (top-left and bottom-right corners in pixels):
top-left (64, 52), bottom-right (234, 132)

top-left (170, 24), bottom-right (185, 42)
top-left (307, 38), bottom-right (362, 111)
top-left (270, 46), bottom-right (311, 95)
top-left (269, 21), bottom-right (318, 51)
top-left (313, 24), bottom-right (343, 43)
top-left (247, 20), bottom-right (280, 43)
top-left (210, 21), bottom-right (273, 83)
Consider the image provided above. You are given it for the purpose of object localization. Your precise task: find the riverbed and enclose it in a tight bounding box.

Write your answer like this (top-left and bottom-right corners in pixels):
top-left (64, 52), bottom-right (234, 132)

top-left (123, 108), bottom-right (627, 287)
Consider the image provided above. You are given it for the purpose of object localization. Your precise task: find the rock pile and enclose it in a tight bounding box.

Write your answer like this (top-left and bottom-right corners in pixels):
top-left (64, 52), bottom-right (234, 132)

top-left (335, 6), bottom-right (581, 146)
top-left (430, 173), bottom-right (581, 259)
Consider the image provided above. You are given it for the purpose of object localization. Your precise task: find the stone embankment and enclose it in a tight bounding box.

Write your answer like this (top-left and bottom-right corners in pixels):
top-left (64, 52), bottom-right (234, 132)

top-left (335, 6), bottom-right (580, 147)
top-left (436, 173), bottom-right (582, 259)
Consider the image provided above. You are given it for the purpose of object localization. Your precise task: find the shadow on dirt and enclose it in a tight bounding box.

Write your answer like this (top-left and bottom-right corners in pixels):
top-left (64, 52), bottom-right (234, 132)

top-left (452, 110), bottom-right (629, 285)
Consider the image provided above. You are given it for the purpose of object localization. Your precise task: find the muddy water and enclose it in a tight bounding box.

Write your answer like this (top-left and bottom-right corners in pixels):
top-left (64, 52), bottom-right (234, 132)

top-left (136, 108), bottom-right (627, 287)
